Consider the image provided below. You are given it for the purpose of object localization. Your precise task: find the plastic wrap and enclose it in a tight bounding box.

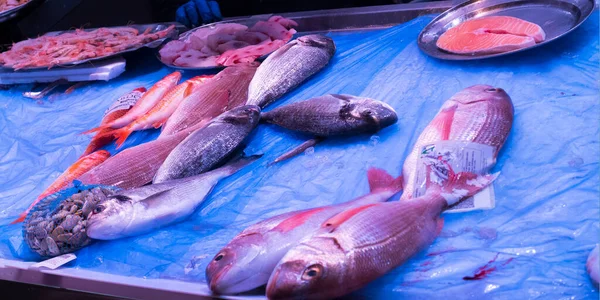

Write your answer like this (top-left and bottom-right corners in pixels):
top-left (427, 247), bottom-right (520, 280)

top-left (0, 12), bottom-right (598, 299)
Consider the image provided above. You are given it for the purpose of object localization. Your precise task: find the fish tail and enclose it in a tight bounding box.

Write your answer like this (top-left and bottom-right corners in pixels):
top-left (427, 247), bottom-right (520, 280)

top-left (81, 125), bottom-right (108, 135)
top-left (429, 167), bottom-right (500, 207)
top-left (114, 127), bottom-right (134, 149)
top-left (10, 212), bottom-right (27, 224)
top-left (367, 167), bottom-right (403, 194)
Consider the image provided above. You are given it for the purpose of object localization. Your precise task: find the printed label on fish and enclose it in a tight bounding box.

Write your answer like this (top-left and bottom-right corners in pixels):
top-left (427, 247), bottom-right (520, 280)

top-left (414, 141), bottom-right (496, 213)
top-left (103, 89), bottom-right (144, 117)
top-left (30, 253), bottom-right (77, 270)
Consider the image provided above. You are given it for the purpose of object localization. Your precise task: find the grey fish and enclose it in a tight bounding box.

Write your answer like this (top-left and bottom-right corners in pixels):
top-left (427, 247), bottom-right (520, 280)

top-left (86, 155), bottom-right (261, 240)
top-left (262, 94), bottom-right (398, 164)
top-left (261, 94), bottom-right (398, 136)
top-left (153, 105), bottom-right (261, 183)
top-left (247, 35), bottom-right (336, 108)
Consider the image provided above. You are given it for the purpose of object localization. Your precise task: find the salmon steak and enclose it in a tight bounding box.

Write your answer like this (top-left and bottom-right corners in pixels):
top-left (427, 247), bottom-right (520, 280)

top-left (436, 16), bottom-right (546, 55)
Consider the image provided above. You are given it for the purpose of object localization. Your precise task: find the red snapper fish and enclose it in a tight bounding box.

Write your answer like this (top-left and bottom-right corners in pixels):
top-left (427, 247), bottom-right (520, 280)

top-left (267, 166), bottom-right (499, 300)
top-left (206, 168), bottom-right (402, 295)
top-left (401, 84), bottom-right (513, 201)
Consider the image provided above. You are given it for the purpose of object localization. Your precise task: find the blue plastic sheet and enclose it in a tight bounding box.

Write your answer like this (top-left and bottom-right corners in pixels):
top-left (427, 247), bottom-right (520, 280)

top-left (1, 12), bottom-right (599, 298)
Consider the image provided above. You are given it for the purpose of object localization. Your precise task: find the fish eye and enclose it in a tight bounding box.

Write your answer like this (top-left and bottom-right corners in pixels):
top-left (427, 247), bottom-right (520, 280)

top-left (363, 109), bottom-right (373, 115)
top-left (94, 205), bottom-right (105, 214)
top-left (485, 88), bottom-right (498, 92)
top-left (214, 254), bottom-right (224, 261)
top-left (302, 264), bottom-right (323, 280)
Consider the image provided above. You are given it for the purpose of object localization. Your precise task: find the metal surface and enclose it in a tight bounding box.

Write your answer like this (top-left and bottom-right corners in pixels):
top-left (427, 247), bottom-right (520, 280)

top-left (0, 0), bottom-right (42, 23)
top-left (1, 23), bottom-right (184, 71)
top-left (418, 0), bottom-right (596, 60)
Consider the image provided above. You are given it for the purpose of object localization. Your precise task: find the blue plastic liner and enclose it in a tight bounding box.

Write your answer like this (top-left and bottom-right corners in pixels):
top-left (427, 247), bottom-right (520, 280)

top-left (0, 12), bottom-right (598, 298)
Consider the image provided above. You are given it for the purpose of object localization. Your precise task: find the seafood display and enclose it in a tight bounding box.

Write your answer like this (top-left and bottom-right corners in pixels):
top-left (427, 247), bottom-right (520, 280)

top-left (12, 150), bottom-right (111, 224)
top-left (0, 0), bottom-right (30, 13)
top-left (0, 25), bottom-right (176, 70)
top-left (247, 34), bottom-right (336, 108)
top-left (81, 87), bottom-right (146, 156)
top-left (400, 85), bottom-right (514, 201)
top-left (154, 105), bottom-right (261, 183)
top-left (87, 156), bottom-right (260, 240)
top-left (24, 186), bottom-right (116, 257)
top-left (437, 16), bottom-right (546, 55)
top-left (159, 16), bottom-right (297, 68)
top-left (206, 168), bottom-right (402, 295)
top-left (262, 94), bottom-right (398, 163)
top-left (160, 63), bottom-right (258, 136)
top-left (267, 170), bottom-right (498, 299)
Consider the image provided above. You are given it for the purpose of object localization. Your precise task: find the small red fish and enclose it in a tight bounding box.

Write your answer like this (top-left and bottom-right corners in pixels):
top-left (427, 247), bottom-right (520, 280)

top-left (11, 150), bottom-right (111, 224)
top-left (83, 71), bottom-right (182, 134)
top-left (81, 87), bottom-right (146, 157)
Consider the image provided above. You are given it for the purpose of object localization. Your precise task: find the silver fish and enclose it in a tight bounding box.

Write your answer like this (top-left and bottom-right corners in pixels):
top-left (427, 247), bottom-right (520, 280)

top-left (86, 156), bottom-right (261, 240)
top-left (205, 168), bottom-right (403, 295)
top-left (247, 35), bottom-right (336, 108)
top-left (267, 170), bottom-right (498, 300)
top-left (261, 94), bottom-right (398, 136)
top-left (153, 105), bottom-right (261, 183)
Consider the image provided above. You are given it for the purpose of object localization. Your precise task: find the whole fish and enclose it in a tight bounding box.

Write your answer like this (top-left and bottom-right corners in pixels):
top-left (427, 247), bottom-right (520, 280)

top-left (87, 155), bottom-right (261, 240)
top-left (587, 244), bottom-right (599, 287)
top-left (267, 169), bottom-right (498, 300)
top-left (206, 168), bottom-right (402, 295)
top-left (246, 35), bottom-right (336, 108)
top-left (261, 94), bottom-right (398, 136)
top-left (81, 87), bottom-right (146, 157)
top-left (83, 72), bottom-right (181, 133)
top-left (160, 64), bottom-right (258, 137)
top-left (11, 150), bottom-right (111, 224)
top-left (112, 75), bottom-right (212, 148)
top-left (78, 122), bottom-right (204, 189)
top-left (153, 105), bottom-right (261, 183)
top-left (401, 85), bottom-right (513, 201)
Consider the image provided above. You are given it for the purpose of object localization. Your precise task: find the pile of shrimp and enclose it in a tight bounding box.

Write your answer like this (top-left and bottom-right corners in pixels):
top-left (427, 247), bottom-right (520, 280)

top-left (0, 0), bottom-right (30, 13)
top-left (0, 25), bottom-right (175, 70)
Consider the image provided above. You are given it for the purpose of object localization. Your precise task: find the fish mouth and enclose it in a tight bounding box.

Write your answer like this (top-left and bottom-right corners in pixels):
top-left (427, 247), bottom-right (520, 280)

top-left (209, 264), bottom-right (233, 294)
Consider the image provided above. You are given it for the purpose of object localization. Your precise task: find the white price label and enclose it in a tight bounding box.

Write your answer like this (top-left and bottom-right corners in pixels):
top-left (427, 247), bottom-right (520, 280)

top-left (104, 90), bottom-right (144, 117)
top-left (413, 141), bottom-right (496, 213)
top-left (30, 253), bottom-right (77, 270)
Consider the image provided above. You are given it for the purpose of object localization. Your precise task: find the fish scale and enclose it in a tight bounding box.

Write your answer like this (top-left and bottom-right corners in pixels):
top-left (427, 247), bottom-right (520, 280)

top-left (401, 85), bottom-right (514, 201)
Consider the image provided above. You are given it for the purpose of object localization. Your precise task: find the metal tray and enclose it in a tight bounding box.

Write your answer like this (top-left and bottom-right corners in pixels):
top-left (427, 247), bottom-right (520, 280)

top-left (158, 16), bottom-right (294, 71)
top-left (1, 23), bottom-right (184, 71)
top-left (0, 0), bottom-right (42, 23)
top-left (417, 0), bottom-right (596, 60)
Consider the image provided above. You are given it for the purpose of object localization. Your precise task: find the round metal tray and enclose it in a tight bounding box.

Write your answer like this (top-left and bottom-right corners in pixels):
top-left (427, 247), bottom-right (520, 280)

top-left (418, 0), bottom-right (596, 60)
top-left (0, 0), bottom-right (42, 23)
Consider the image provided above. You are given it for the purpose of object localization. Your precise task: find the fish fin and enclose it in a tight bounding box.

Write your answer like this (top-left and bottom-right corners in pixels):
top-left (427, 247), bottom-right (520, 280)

top-left (183, 82), bottom-right (194, 98)
top-left (274, 207), bottom-right (327, 233)
top-left (436, 218), bottom-right (444, 236)
top-left (427, 166), bottom-right (500, 207)
top-left (431, 105), bottom-right (457, 140)
top-left (82, 125), bottom-right (109, 135)
top-left (367, 168), bottom-right (403, 194)
top-left (267, 40), bottom-right (297, 60)
top-left (270, 137), bottom-right (325, 165)
top-left (113, 127), bottom-right (134, 149)
top-left (152, 121), bottom-right (165, 129)
top-left (330, 94), bottom-right (354, 102)
top-left (321, 203), bottom-right (380, 232)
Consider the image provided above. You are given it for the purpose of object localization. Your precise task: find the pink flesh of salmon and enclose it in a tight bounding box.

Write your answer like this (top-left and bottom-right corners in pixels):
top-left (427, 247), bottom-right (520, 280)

top-left (266, 172), bottom-right (497, 300)
top-left (160, 64), bottom-right (258, 137)
top-left (437, 16), bottom-right (546, 54)
top-left (77, 123), bottom-right (203, 189)
top-left (400, 85), bottom-right (513, 201)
